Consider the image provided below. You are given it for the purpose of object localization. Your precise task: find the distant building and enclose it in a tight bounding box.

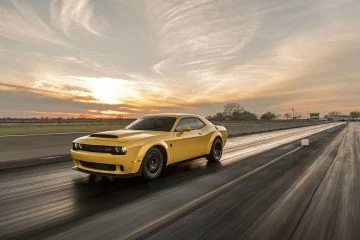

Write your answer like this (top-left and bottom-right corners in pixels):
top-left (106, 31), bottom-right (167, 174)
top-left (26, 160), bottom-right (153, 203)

top-left (309, 113), bottom-right (320, 120)
top-left (332, 115), bottom-right (350, 121)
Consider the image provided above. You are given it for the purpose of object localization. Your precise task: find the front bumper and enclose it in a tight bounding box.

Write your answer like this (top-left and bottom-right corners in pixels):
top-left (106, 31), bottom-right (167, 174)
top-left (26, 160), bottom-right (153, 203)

top-left (72, 166), bottom-right (141, 178)
top-left (71, 149), bottom-right (142, 176)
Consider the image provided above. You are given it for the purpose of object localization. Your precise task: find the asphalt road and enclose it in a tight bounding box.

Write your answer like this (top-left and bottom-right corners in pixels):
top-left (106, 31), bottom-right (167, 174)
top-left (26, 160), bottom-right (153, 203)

top-left (0, 132), bottom-right (88, 166)
top-left (1, 122), bottom-right (358, 240)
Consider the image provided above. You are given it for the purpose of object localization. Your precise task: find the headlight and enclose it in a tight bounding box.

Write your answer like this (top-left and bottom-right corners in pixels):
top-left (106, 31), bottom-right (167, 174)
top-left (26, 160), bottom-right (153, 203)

top-left (73, 142), bottom-right (82, 150)
top-left (112, 146), bottom-right (127, 155)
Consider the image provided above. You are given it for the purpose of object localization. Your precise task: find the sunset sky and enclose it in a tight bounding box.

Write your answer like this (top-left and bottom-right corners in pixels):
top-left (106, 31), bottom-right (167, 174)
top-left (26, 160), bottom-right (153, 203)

top-left (0, 0), bottom-right (359, 118)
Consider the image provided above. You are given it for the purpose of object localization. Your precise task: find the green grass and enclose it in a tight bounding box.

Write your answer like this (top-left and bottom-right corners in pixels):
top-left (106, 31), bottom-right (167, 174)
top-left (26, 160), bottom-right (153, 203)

top-left (0, 124), bottom-right (128, 136)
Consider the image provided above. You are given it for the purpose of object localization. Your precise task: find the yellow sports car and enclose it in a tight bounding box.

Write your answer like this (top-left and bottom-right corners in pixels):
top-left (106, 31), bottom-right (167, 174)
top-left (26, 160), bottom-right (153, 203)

top-left (71, 113), bottom-right (228, 180)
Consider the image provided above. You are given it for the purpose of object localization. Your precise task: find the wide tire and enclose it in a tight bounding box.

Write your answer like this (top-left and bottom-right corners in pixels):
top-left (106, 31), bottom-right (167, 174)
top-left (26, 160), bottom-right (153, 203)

top-left (206, 138), bottom-right (223, 162)
top-left (142, 147), bottom-right (164, 180)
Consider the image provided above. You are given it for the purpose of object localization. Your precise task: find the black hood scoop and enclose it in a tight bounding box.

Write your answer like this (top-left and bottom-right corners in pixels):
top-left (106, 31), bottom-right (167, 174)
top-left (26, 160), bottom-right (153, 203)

top-left (90, 134), bottom-right (118, 139)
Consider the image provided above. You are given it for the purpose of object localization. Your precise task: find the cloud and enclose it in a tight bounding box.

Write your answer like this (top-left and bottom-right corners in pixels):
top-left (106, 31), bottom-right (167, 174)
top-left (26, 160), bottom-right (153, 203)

top-left (146, 0), bottom-right (262, 80)
top-left (51, 0), bottom-right (101, 37)
top-left (93, 110), bottom-right (129, 116)
top-left (0, 0), bottom-right (68, 46)
top-left (1, 0), bottom-right (360, 117)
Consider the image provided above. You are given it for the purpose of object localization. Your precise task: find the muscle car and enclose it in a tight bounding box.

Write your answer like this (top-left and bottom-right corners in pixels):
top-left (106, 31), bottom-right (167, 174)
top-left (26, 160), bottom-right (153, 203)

top-left (71, 113), bottom-right (228, 180)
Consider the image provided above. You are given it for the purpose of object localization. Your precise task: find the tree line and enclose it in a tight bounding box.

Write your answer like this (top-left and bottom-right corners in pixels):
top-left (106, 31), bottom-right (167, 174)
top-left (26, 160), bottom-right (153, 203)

top-left (327, 111), bottom-right (360, 119)
top-left (206, 103), bottom-right (279, 121)
top-left (206, 103), bottom-right (360, 122)
top-left (350, 111), bottom-right (360, 119)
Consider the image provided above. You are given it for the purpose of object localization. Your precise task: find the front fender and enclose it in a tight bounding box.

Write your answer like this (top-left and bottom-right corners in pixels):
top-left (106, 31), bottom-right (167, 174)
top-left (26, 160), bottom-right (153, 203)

top-left (135, 140), bottom-right (171, 165)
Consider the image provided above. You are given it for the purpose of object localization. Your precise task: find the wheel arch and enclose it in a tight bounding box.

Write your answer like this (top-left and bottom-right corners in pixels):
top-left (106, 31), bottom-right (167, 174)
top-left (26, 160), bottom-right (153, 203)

top-left (136, 141), bottom-right (170, 168)
top-left (151, 144), bottom-right (168, 168)
top-left (206, 133), bottom-right (223, 154)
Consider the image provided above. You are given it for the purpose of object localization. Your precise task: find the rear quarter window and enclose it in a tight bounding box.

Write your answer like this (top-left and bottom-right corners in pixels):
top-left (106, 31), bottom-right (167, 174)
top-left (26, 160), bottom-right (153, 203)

top-left (194, 118), bottom-right (205, 129)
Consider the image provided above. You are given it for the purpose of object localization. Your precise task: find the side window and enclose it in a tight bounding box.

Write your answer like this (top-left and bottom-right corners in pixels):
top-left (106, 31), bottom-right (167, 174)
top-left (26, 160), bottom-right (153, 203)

top-left (175, 118), bottom-right (198, 131)
top-left (194, 118), bottom-right (205, 129)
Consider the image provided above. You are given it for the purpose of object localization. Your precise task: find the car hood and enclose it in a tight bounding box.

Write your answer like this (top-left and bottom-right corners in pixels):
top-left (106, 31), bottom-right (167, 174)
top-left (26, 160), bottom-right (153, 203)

top-left (85, 129), bottom-right (163, 143)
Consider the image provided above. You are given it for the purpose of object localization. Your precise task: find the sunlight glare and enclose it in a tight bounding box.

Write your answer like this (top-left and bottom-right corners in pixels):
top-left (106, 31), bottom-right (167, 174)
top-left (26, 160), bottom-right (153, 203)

top-left (70, 76), bottom-right (138, 105)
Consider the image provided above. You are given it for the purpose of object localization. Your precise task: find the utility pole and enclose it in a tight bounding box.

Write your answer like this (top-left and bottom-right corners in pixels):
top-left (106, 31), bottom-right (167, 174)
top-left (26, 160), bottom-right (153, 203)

top-left (292, 107), bottom-right (295, 120)
top-left (307, 109), bottom-right (309, 120)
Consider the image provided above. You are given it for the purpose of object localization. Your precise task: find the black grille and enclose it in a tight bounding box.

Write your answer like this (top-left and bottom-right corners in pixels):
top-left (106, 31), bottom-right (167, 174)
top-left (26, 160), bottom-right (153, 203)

top-left (90, 134), bottom-right (118, 138)
top-left (80, 144), bottom-right (114, 153)
top-left (80, 161), bottom-right (116, 171)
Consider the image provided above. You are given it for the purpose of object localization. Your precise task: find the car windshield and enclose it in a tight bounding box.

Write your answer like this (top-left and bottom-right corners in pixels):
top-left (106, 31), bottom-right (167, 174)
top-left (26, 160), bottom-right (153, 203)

top-left (126, 117), bottom-right (176, 132)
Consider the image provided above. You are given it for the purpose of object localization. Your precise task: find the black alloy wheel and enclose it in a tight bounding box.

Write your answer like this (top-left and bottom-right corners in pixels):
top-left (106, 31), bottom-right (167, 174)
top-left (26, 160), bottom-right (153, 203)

top-left (206, 138), bottom-right (223, 162)
top-left (142, 147), bottom-right (164, 180)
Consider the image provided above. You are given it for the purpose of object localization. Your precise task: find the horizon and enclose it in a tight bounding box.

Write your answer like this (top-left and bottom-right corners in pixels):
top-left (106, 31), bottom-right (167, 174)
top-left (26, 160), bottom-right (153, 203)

top-left (0, 109), bottom-right (354, 120)
top-left (1, 0), bottom-right (359, 118)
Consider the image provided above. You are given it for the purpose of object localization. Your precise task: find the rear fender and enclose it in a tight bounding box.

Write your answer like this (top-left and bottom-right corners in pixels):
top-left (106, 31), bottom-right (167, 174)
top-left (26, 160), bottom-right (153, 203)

top-left (206, 132), bottom-right (223, 154)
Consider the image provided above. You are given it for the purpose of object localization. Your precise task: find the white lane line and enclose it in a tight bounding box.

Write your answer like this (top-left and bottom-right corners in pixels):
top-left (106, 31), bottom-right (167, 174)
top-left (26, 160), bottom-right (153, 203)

top-left (225, 123), bottom-right (342, 150)
top-left (39, 156), bottom-right (62, 160)
top-left (119, 146), bottom-right (303, 240)
top-left (0, 131), bottom-right (92, 138)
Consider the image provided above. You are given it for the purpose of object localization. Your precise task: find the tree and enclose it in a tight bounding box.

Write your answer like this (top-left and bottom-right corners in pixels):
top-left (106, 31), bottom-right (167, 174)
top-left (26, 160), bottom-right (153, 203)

top-left (350, 111), bottom-right (360, 119)
top-left (223, 103), bottom-right (244, 117)
top-left (327, 111), bottom-right (341, 118)
top-left (212, 112), bottom-right (225, 121)
top-left (295, 113), bottom-right (302, 119)
top-left (230, 111), bottom-right (258, 121)
top-left (240, 111), bottom-right (258, 121)
top-left (232, 111), bottom-right (241, 120)
top-left (284, 113), bottom-right (291, 120)
top-left (260, 112), bottom-right (276, 120)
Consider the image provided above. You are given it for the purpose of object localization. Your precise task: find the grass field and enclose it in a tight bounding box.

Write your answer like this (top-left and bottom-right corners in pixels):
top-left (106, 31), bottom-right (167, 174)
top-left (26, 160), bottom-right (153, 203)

top-left (0, 120), bottom-right (327, 136)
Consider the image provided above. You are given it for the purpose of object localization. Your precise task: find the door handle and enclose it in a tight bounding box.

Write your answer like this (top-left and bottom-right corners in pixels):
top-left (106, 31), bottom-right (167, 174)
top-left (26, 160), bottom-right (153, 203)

top-left (198, 132), bottom-right (202, 135)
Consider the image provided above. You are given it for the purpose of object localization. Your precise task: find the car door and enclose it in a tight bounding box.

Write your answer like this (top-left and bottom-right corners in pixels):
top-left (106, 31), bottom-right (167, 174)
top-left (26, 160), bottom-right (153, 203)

top-left (172, 117), bottom-right (206, 162)
top-left (193, 117), bottom-right (212, 154)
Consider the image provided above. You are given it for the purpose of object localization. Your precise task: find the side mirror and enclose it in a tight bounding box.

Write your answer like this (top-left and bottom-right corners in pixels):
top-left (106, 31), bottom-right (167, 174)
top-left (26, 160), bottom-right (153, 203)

top-left (180, 125), bottom-right (191, 134)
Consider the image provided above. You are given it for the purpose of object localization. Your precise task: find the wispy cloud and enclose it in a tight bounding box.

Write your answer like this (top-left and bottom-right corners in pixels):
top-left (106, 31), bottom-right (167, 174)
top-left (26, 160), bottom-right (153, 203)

top-left (0, 0), bottom-right (68, 46)
top-left (146, 0), bottom-right (262, 80)
top-left (50, 0), bottom-right (101, 37)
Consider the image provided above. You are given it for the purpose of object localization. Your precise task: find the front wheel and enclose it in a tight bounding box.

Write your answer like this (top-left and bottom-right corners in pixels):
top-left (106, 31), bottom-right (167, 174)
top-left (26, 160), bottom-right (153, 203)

top-left (142, 147), bottom-right (164, 180)
top-left (206, 138), bottom-right (223, 162)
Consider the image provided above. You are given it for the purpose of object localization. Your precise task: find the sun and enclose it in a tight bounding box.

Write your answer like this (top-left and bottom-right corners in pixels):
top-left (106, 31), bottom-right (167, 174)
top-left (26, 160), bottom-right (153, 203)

top-left (92, 79), bottom-right (122, 104)
top-left (70, 76), bottom-right (138, 105)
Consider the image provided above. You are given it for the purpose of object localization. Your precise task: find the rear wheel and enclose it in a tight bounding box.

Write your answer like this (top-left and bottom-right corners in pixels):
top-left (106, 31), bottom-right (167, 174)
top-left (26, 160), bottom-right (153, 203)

top-left (142, 147), bottom-right (164, 180)
top-left (206, 138), bottom-right (223, 162)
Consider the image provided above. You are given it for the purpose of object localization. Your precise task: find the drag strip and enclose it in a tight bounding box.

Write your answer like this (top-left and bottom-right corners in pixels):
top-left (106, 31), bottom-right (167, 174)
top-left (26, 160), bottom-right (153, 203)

top-left (142, 123), bottom-right (359, 240)
top-left (0, 123), bottom-right (346, 240)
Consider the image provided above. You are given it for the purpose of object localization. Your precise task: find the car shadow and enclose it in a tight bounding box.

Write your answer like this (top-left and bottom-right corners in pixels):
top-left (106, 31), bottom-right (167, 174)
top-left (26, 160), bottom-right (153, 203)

top-left (70, 159), bottom-right (224, 217)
